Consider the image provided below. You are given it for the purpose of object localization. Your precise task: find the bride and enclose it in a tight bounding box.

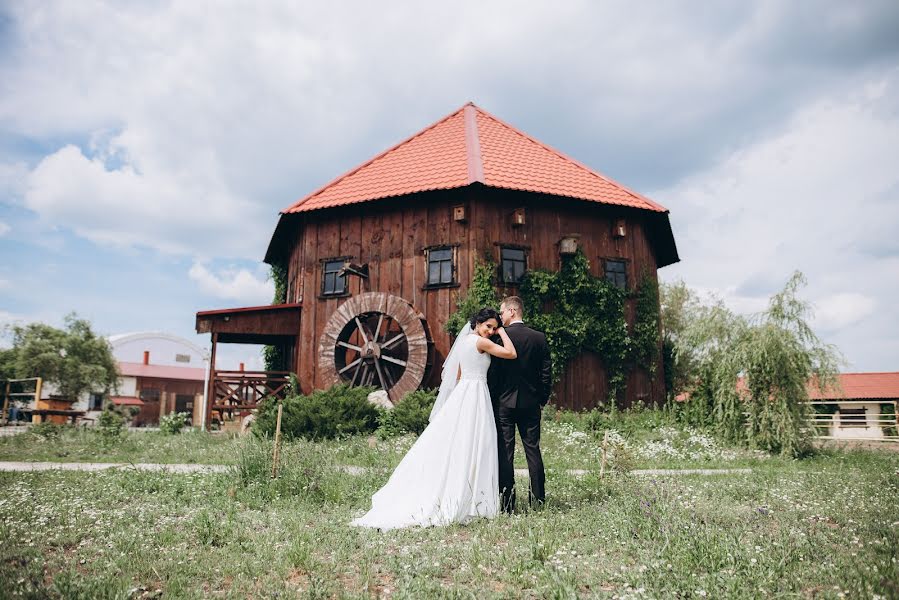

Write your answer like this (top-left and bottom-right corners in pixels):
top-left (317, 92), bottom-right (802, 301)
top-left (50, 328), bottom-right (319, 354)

top-left (351, 308), bottom-right (517, 530)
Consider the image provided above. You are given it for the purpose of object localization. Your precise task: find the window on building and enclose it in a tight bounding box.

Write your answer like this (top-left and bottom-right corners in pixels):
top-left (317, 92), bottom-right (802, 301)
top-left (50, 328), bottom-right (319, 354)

top-left (140, 388), bottom-right (161, 403)
top-left (88, 393), bottom-right (104, 411)
top-left (321, 259), bottom-right (348, 296)
top-left (500, 246), bottom-right (527, 284)
top-left (426, 246), bottom-right (455, 286)
top-left (604, 259), bottom-right (628, 289)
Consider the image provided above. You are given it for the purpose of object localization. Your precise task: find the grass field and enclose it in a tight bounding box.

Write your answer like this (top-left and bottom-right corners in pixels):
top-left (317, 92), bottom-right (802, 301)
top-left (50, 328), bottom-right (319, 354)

top-left (1, 413), bottom-right (897, 598)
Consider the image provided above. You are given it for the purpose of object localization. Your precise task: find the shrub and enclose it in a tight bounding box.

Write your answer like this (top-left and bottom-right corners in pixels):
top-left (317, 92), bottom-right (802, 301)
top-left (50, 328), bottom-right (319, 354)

top-left (95, 409), bottom-right (125, 442)
top-left (254, 384), bottom-right (379, 440)
top-left (30, 422), bottom-right (66, 439)
top-left (377, 388), bottom-right (436, 438)
top-left (159, 411), bottom-right (189, 435)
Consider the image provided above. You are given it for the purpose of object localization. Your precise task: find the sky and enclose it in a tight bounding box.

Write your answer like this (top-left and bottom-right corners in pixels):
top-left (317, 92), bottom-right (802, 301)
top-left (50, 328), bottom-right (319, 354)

top-left (1, 1), bottom-right (898, 372)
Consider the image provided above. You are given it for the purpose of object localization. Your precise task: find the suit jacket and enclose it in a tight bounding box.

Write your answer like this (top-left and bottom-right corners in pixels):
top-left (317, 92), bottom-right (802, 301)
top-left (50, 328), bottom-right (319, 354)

top-left (487, 322), bottom-right (553, 410)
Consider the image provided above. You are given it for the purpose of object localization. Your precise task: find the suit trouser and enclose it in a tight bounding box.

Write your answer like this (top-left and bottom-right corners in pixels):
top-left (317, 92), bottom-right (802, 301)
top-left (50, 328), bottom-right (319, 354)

top-left (496, 403), bottom-right (545, 511)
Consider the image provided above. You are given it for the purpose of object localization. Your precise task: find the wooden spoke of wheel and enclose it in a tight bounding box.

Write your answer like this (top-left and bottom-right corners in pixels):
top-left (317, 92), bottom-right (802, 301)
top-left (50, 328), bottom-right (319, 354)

top-left (372, 357), bottom-right (389, 391)
top-left (339, 358), bottom-right (362, 375)
top-left (354, 317), bottom-right (370, 344)
top-left (337, 341), bottom-right (362, 352)
top-left (374, 313), bottom-right (384, 342)
top-left (381, 332), bottom-right (405, 349)
top-left (379, 355), bottom-right (407, 367)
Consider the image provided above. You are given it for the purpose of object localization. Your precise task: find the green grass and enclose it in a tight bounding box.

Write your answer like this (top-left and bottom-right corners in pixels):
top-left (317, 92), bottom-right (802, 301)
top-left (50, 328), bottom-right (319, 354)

top-left (0, 427), bottom-right (242, 465)
top-left (1, 413), bottom-right (897, 597)
top-left (1, 447), bottom-right (897, 598)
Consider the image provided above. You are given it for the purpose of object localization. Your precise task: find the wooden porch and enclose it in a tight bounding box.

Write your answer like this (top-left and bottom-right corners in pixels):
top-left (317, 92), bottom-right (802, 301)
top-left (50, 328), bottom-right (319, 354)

top-left (195, 303), bottom-right (301, 430)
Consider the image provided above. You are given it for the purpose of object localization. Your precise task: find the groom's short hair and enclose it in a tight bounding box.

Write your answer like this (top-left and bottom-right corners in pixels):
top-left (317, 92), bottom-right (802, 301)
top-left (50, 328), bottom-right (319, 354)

top-left (502, 296), bottom-right (524, 317)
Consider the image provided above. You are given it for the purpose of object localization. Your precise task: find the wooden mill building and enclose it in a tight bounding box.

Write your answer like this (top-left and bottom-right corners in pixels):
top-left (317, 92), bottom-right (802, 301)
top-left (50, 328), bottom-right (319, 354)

top-left (196, 103), bottom-right (678, 427)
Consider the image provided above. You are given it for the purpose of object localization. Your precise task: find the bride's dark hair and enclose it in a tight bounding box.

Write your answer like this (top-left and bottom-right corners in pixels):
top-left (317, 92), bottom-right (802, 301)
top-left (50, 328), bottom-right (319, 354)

top-left (469, 307), bottom-right (500, 329)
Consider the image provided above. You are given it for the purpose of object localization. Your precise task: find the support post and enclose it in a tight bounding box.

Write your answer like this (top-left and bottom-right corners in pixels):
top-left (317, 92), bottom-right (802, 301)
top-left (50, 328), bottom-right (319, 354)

top-left (599, 430), bottom-right (609, 479)
top-left (205, 333), bottom-right (218, 430)
top-left (1, 380), bottom-right (10, 425)
top-left (271, 400), bottom-right (284, 479)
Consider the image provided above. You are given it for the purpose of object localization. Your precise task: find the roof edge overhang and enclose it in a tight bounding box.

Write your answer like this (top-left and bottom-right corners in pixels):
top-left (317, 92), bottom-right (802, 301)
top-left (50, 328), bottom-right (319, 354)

top-left (196, 302), bottom-right (302, 344)
top-left (264, 184), bottom-right (679, 268)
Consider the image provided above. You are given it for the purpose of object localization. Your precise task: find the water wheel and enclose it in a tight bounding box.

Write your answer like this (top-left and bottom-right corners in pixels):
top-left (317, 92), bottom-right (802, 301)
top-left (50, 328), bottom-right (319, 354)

top-left (318, 292), bottom-right (431, 403)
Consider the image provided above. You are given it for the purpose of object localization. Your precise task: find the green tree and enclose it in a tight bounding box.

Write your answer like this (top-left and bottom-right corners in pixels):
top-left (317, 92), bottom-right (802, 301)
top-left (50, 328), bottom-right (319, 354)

top-left (667, 272), bottom-right (843, 456)
top-left (4, 314), bottom-right (119, 402)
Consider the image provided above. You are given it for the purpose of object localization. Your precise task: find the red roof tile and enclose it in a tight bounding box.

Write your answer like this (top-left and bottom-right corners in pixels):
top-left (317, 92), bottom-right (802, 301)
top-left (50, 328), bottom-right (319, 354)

top-left (118, 362), bottom-right (206, 382)
top-left (807, 372), bottom-right (899, 400)
top-left (283, 103), bottom-right (668, 214)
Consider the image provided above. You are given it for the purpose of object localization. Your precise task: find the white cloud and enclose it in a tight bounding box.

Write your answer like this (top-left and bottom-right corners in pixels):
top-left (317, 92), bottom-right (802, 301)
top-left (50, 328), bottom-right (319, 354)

top-left (813, 293), bottom-right (877, 331)
top-left (0, 221), bottom-right (10, 237)
top-left (24, 144), bottom-right (267, 258)
top-left (4, 1), bottom-right (898, 259)
top-left (188, 261), bottom-right (273, 305)
top-left (659, 73), bottom-right (899, 370)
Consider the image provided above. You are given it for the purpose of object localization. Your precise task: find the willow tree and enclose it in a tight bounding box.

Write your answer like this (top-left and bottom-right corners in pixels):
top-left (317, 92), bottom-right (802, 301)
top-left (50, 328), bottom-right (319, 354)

top-left (670, 272), bottom-right (842, 456)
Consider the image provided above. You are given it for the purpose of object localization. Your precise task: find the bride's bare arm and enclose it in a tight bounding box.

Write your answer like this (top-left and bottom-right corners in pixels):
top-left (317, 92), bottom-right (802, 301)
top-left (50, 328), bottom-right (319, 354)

top-left (475, 327), bottom-right (517, 359)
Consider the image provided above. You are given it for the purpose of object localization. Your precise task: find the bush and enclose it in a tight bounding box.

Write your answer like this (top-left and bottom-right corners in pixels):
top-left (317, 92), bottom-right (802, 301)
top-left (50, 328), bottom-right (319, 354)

top-left (95, 409), bottom-right (125, 442)
top-left (159, 411), bottom-right (189, 435)
top-left (254, 384), bottom-right (379, 440)
top-left (30, 422), bottom-right (66, 439)
top-left (377, 388), bottom-right (436, 438)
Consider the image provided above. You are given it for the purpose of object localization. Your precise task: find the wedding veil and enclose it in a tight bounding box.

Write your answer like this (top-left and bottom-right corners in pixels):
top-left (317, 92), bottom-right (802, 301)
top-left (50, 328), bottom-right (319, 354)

top-left (428, 322), bottom-right (474, 422)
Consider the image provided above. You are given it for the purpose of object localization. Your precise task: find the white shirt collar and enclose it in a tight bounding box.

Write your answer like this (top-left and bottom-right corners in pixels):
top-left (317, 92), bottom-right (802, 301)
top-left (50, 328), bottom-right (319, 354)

top-left (509, 320), bottom-right (524, 325)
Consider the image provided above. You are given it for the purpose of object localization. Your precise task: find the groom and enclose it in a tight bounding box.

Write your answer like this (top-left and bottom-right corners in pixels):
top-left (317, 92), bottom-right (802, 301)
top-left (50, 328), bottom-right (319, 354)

top-left (488, 296), bottom-right (553, 512)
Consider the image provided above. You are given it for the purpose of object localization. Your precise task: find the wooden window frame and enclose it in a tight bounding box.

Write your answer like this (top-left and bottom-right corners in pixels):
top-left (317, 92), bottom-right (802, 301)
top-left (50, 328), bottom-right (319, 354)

top-left (423, 244), bottom-right (459, 290)
top-left (319, 256), bottom-right (352, 298)
top-left (602, 257), bottom-right (629, 290)
top-left (497, 244), bottom-right (529, 286)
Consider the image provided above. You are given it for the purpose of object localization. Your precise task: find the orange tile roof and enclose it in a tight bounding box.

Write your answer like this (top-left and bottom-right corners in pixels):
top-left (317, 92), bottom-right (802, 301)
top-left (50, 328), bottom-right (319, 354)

top-left (283, 103), bottom-right (668, 214)
top-left (807, 372), bottom-right (899, 400)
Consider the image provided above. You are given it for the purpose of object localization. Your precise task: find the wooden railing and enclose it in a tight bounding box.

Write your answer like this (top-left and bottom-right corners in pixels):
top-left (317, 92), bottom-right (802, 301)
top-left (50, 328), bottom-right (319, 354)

top-left (211, 370), bottom-right (291, 420)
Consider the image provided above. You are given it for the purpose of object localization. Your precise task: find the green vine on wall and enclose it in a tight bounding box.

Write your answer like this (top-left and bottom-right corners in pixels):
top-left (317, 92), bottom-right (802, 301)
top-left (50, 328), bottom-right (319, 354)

top-left (445, 258), bottom-right (501, 335)
top-left (631, 271), bottom-right (661, 377)
top-left (519, 251), bottom-right (630, 402)
top-left (445, 251), bottom-right (663, 406)
top-left (263, 263), bottom-right (288, 371)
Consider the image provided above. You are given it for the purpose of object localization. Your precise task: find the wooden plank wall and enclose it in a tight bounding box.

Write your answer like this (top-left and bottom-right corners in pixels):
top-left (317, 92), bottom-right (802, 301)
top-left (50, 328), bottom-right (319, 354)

top-left (284, 187), bottom-right (666, 409)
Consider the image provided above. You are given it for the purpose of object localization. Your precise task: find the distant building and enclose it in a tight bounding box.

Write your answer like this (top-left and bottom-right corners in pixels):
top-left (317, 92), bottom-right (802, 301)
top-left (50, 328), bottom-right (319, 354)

top-left (807, 372), bottom-right (899, 440)
top-left (105, 332), bottom-right (209, 426)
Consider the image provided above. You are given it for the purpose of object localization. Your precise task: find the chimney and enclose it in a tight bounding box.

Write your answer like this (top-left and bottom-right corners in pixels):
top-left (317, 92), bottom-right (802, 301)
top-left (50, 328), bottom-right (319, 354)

top-left (143, 351), bottom-right (150, 365)
top-left (239, 362), bottom-right (245, 372)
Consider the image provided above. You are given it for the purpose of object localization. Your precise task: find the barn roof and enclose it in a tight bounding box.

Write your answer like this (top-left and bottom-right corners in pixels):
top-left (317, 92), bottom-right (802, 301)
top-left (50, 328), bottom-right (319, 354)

top-left (282, 102), bottom-right (669, 214)
top-left (807, 372), bottom-right (899, 400)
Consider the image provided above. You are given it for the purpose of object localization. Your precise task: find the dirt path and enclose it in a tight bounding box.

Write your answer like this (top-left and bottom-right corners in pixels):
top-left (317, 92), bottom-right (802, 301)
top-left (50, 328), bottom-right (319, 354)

top-left (0, 461), bottom-right (751, 477)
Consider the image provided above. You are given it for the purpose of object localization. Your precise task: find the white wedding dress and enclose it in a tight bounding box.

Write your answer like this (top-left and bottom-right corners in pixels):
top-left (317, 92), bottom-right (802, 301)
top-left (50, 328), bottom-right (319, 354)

top-left (351, 334), bottom-right (499, 530)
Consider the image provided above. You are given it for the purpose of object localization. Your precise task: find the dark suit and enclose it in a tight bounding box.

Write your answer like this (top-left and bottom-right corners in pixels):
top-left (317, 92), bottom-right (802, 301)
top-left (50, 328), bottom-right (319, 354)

top-left (487, 322), bottom-right (552, 511)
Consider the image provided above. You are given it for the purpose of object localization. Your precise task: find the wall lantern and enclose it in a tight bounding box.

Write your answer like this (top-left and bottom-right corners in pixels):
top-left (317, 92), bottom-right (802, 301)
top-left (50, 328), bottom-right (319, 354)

top-left (613, 218), bottom-right (626, 238)
top-left (452, 204), bottom-right (467, 223)
top-left (511, 207), bottom-right (526, 227)
top-left (559, 234), bottom-right (580, 255)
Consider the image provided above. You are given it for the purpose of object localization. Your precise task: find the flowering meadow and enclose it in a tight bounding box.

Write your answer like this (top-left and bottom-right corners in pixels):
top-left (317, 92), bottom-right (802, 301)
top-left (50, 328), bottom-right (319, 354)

top-left (1, 413), bottom-right (897, 598)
